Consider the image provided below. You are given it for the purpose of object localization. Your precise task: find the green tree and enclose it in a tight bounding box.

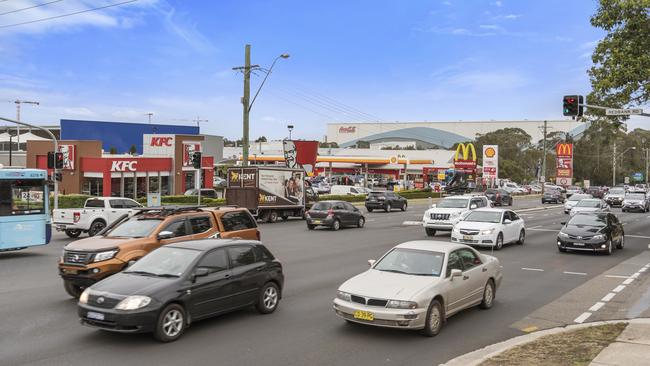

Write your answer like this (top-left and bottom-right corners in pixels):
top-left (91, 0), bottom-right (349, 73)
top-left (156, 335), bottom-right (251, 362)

top-left (109, 146), bottom-right (117, 154)
top-left (255, 136), bottom-right (267, 142)
top-left (128, 144), bottom-right (137, 155)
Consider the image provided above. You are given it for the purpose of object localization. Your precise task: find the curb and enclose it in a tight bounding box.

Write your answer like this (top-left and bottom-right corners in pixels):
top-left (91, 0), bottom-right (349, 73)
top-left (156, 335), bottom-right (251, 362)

top-left (441, 318), bottom-right (650, 366)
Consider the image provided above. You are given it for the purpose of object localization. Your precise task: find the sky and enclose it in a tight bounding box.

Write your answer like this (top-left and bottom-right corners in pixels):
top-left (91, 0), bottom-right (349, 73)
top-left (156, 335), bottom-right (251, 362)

top-left (0, 0), bottom-right (642, 141)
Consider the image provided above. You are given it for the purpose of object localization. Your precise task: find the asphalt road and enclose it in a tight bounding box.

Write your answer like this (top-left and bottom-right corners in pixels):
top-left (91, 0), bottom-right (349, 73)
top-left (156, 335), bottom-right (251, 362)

top-left (2, 196), bottom-right (650, 366)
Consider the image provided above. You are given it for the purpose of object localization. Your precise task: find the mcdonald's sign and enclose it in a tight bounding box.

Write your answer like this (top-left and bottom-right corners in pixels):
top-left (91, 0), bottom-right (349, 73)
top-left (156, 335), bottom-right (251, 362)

top-left (556, 143), bottom-right (573, 158)
top-left (454, 143), bottom-right (477, 170)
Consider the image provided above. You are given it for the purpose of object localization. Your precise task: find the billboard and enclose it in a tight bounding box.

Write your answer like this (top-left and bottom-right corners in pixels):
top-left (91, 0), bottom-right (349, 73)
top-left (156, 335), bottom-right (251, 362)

top-left (282, 140), bottom-right (319, 174)
top-left (555, 143), bottom-right (573, 185)
top-left (482, 145), bottom-right (498, 179)
top-left (143, 134), bottom-right (175, 156)
top-left (453, 143), bottom-right (477, 171)
top-left (58, 144), bottom-right (75, 170)
top-left (182, 142), bottom-right (202, 167)
top-left (258, 169), bottom-right (304, 206)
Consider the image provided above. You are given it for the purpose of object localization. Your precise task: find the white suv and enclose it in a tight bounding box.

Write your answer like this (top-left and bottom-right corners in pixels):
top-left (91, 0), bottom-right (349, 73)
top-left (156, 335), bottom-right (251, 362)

top-left (422, 195), bottom-right (490, 236)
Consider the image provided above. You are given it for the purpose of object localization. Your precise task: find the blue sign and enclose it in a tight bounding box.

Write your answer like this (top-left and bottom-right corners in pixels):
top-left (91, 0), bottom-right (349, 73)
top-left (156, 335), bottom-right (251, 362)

top-left (633, 172), bottom-right (644, 181)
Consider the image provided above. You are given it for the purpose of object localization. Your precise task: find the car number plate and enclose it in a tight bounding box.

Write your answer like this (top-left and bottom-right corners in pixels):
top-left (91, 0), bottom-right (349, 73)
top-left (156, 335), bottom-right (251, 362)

top-left (463, 235), bottom-right (473, 240)
top-left (353, 310), bottom-right (374, 321)
top-left (573, 242), bottom-right (585, 246)
top-left (86, 311), bottom-right (105, 321)
top-left (313, 220), bottom-right (321, 224)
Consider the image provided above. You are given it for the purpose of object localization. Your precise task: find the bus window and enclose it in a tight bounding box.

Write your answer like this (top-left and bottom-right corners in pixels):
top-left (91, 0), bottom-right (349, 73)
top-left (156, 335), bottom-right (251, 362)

top-left (3, 180), bottom-right (46, 216)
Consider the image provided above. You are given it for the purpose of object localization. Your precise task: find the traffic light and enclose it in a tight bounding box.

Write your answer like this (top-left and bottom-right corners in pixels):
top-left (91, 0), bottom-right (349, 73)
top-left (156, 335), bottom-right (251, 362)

top-left (54, 152), bottom-right (64, 169)
top-left (47, 151), bottom-right (55, 169)
top-left (54, 172), bottom-right (62, 182)
top-left (191, 152), bottom-right (202, 169)
top-left (563, 95), bottom-right (584, 117)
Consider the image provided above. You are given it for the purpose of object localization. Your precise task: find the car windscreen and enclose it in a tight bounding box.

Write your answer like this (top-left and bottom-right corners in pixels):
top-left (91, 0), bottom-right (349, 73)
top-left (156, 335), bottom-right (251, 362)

top-left (568, 214), bottom-right (606, 227)
top-left (626, 193), bottom-right (645, 200)
top-left (576, 200), bottom-right (600, 208)
top-left (374, 248), bottom-right (444, 277)
top-left (311, 202), bottom-right (332, 211)
top-left (569, 194), bottom-right (591, 201)
top-left (609, 188), bottom-right (625, 195)
top-left (124, 246), bottom-right (201, 277)
top-left (437, 198), bottom-right (468, 208)
top-left (464, 211), bottom-right (502, 223)
top-left (105, 217), bottom-right (162, 238)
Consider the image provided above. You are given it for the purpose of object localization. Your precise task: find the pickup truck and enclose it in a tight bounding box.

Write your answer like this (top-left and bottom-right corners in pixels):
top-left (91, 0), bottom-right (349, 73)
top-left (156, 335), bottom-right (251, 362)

top-left (52, 197), bottom-right (142, 238)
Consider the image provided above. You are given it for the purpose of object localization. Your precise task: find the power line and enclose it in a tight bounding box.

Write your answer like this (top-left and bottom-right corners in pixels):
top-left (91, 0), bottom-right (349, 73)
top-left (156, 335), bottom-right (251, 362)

top-left (0, 0), bottom-right (64, 16)
top-left (0, 0), bottom-right (138, 29)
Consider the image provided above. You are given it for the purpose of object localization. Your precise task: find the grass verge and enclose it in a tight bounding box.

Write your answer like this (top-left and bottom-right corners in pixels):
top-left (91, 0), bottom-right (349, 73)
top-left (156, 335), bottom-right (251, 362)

top-left (479, 323), bottom-right (627, 366)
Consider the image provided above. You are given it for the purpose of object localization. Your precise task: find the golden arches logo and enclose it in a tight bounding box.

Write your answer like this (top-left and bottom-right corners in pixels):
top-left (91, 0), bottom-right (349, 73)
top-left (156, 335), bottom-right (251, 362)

top-left (556, 143), bottom-right (573, 157)
top-left (484, 147), bottom-right (496, 158)
top-left (454, 143), bottom-right (477, 161)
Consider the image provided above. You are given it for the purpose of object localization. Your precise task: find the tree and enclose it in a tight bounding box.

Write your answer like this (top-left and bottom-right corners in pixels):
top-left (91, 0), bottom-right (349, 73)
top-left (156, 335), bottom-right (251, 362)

top-left (109, 146), bottom-right (117, 154)
top-left (588, 0), bottom-right (650, 109)
top-left (255, 136), bottom-right (267, 142)
top-left (128, 144), bottom-right (137, 155)
top-left (319, 142), bottom-right (338, 148)
top-left (356, 140), bottom-right (370, 149)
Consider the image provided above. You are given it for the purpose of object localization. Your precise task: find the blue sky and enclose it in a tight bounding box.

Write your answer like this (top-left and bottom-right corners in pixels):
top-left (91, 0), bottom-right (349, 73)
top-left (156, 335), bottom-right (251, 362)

top-left (1, 0), bottom-right (632, 141)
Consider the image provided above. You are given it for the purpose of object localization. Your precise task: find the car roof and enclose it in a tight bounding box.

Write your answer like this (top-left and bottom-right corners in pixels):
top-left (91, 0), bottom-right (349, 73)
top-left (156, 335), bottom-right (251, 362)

top-left (472, 208), bottom-right (506, 213)
top-left (167, 238), bottom-right (261, 251)
top-left (395, 240), bottom-right (469, 253)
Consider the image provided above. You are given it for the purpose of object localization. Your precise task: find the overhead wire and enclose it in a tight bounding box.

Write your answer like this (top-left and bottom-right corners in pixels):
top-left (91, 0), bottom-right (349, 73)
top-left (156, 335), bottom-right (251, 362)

top-left (0, 0), bottom-right (64, 16)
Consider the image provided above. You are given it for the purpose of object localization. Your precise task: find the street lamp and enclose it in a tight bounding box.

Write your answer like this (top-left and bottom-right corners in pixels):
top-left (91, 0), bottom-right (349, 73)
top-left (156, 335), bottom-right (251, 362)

top-left (287, 124), bottom-right (294, 140)
top-left (613, 145), bottom-right (636, 186)
top-left (8, 130), bottom-right (16, 166)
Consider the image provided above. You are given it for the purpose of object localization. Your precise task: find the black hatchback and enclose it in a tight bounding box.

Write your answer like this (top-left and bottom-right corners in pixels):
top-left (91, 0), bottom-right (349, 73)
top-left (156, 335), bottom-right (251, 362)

top-left (78, 239), bottom-right (284, 342)
top-left (557, 212), bottom-right (624, 255)
top-left (306, 200), bottom-right (365, 230)
top-left (485, 189), bottom-right (512, 206)
top-left (365, 191), bottom-right (408, 212)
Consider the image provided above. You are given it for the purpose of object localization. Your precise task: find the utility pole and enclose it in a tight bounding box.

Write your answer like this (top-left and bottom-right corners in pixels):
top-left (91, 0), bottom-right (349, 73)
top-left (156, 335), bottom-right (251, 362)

top-left (241, 45), bottom-right (252, 166)
top-left (146, 113), bottom-right (154, 124)
top-left (541, 120), bottom-right (548, 195)
top-left (612, 142), bottom-right (616, 186)
top-left (645, 148), bottom-right (649, 186)
top-left (15, 100), bottom-right (40, 149)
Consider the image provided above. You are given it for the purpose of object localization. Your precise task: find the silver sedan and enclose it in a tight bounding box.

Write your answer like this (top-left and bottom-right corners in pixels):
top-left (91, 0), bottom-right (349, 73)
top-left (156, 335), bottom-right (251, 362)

top-left (333, 241), bottom-right (503, 336)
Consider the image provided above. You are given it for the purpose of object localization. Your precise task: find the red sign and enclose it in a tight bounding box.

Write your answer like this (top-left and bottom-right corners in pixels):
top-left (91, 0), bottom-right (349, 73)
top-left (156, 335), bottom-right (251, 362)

top-left (338, 126), bottom-right (356, 133)
top-left (556, 143), bottom-right (573, 158)
top-left (283, 140), bottom-right (319, 173)
top-left (182, 142), bottom-right (201, 167)
top-left (557, 168), bottom-right (572, 178)
top-left (483, 167), bottom-right (497, 175)
top-left (150, 137), bottom-right (173, 147)
top-left (58, 144), bottom-right (75, 170)
top-left (111, 161), bottom-right (138, 172)
top-left (81, 157), bottom-right (172, 172)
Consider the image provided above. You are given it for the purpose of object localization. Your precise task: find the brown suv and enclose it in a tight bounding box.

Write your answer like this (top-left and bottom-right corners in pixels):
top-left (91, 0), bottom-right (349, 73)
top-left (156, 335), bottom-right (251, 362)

top-left (59, 206), bottom-right (260, 297)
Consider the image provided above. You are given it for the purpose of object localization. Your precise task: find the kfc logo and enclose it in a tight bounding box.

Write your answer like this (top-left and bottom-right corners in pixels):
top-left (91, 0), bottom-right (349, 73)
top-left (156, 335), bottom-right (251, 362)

top-left (111, 161), bottom-right (138, 172)
top-left (150, 137), bottom-right (173, 147)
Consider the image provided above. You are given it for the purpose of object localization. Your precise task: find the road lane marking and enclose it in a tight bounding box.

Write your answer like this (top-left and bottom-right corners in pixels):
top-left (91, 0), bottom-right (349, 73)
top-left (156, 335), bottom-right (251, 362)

top-left (639, 267), bottom-right (648, 273)
top-left (521, 267), bottom-right (544, 272)
top-left (613, 285), bottom-right (626, 293)
top-left (527, 228), bottom-right (558, 232)
top-left (521, 326), bottom-right (538, 333)
top-left (623, 278), bottom-right (635, 285)
top-left (574, 312), bottom-right (592, 324)
top-left (624, 234), bottom-right (650, 239)
top-left (589, 302), bottom-right (606, 312)
top-left (402, 221), bottom-right (423, 226)
top-left (563, 271), bottom-right (587, 276)
top-left (631, 272), bottom-right (641, 279)
top-left (602, 292), bottom-right (616, 302)
top-left (604, 275), bottom-right (630, 279)
top-left (529, 225), bottom-right (541, 229)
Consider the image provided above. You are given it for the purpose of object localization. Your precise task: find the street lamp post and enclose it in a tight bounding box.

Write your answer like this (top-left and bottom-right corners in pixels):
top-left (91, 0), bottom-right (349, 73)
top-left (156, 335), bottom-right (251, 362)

top-left (287, 124), bottom-right (294, 140)
top-left (15, 99), bottom-right (40, 149)
top-left (612, 143), bottom-right (636, 186)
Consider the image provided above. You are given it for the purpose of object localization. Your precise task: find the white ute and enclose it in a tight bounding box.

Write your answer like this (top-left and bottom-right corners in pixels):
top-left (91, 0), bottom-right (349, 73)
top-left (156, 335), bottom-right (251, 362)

top-left (422, 195), bottom-right (490, 237)
top-left (53, 197), bottom-right (142, 238)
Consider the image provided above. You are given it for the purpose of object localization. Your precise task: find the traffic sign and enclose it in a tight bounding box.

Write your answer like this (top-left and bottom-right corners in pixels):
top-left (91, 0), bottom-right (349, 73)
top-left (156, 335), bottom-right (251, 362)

top-left (606, 108), bottom-right (643, 116)
top-left (633, 172), bottom-right (644, 181)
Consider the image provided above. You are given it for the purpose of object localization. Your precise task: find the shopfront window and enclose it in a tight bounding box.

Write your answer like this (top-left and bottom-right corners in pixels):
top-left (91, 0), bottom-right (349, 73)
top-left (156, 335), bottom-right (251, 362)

top-left (82, 178), bottom-right (103, 196)
top-left (185, 171), bottom-right (195, 191)
top-left (161, 176), bottom-right (170, 196)
top-left (111, 177), bottom-right (121, 197)
top-left (124, 176), bottom-right (135, 199)
top-left (136, 176), bottom-right (147, 199)
top-left (149, 175), bottom-right (160, 193)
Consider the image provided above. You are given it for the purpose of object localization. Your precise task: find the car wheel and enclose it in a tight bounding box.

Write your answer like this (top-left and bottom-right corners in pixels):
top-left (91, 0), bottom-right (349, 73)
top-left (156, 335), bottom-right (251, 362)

top-left (332, 219), bottom-right (341, 231)
top-left (154, 303), bottom-right (186, 342)
top-left (281, 216), bottom-right (289, 221)
top-left (357, 217), bottom-right (365, 228)
top-left (421, 299), bottom-right (443, 337)
top-left (425, 228), bottom-right (436, 237)
top-left (605, 240), bottom-right (613, 255)
top-left (65, 229), bottom-right (82, 238)
top-left (401, 203), bottom-right (407, 211)
top-left (267, 211), bottom-right (278, 223)
top-left (367, 208), bottom-right (373, 213)
top-left (63, 281), bottom-right (84, 298)
top-left (508, 198), bottom-right (513, 206)
top-left (385, 203), bottom-right (392, 212)
top-left (495, 233), bottom-right (503, 250)
top-left (616, 236), bottom-right (624, 249)
top-left (307, 224), bottom-right (315, 230)
top-left (88, 220), bottom-right (106, 237)
top-left (517, 229), bottom-right (525, 245)
top-left (479, 280), bottom-right (495, 309)
top-left (256, 282), bottom-right (280, 314)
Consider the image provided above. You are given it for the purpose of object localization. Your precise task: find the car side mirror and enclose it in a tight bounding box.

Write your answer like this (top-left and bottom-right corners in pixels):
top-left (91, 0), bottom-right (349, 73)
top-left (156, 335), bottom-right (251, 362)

top-left (560, 221), bottom-right (566, 225)
top-left (431, 204), bottom-right (437, 208)
top-left (157, 231), bottom-right (174, 240)
top-left (368, 259), bottom-right (376, 267)
top-left (450, 269), bottom-right (462, 280)
top-left (504, 219), bottom-right (512, 225)
top-left (470, 204), bottom-right (478, 209)
top-left (192, 267), bottom-right (210, 282)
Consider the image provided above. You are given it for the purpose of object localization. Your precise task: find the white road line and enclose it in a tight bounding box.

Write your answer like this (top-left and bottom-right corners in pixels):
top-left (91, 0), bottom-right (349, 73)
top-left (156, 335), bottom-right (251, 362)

top-left (605, 275), bottom-right (630, 279)
top-left (589, 302), bottom-right (606, 312)
top-left (631, 272), bottom-right (641, 279)
top-left (402, 221), bottom-right (422, 226)
top-left (624, 234), bottom-right (650, 239)
top-left (639, 267), bottom-right (647, 273)
top-left (529, 225), bottom-right (541, 229)
top-left (574, 312), bottom-right (592, 324)
top-left (563, 271), bottom-right (587, 276)
top-left (613, 285), bottom-right (626, 293)
top-left (623, 278), bottom-right (635, 285)
top-left (527, 228), bottom-right (558, 232)
top-left (602, 292), bottom-right (616, 302)
top-left (521, 267), bottom-right (544, 272)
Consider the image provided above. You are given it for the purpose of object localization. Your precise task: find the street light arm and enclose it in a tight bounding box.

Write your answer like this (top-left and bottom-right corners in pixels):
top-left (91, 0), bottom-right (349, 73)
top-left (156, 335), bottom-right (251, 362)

top-left (248, 55), bottom-right (286, 112)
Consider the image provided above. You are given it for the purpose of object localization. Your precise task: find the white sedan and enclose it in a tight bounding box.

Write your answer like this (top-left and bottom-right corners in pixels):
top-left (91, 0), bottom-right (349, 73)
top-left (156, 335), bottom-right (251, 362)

top-left (564, 193), bottom-right (593, 214)
top-left (333, 241), bottom-right (503, 337)
top-left (570, 198), bottom-right (610, 216)
top-left (451, 208), bottom-right (525, 250)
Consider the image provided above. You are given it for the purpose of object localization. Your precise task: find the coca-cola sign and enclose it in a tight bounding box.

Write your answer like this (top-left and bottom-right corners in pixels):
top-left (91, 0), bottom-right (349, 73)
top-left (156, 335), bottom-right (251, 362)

top-left (338, 126), bottom-right (356, 133)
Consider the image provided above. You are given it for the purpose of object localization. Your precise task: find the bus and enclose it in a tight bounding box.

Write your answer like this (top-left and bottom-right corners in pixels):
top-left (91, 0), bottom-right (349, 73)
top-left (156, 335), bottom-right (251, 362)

top-left (0, 168), bottom-right (51, 251)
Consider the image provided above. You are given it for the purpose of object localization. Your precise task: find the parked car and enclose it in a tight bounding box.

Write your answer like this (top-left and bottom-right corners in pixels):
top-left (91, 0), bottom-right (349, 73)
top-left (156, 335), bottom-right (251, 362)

top-left (422, 195), bottom-right (490, 237)
top-left (451, 209), bottom-right (525, 250)
top-left (484, 189), bottom-right (512, 206)
top-left (565, 186), bottom-right (583, 197)
top-left (570, 198), bottom-right (610, 216)
top-left (53, 197), bottom-right (143, 238)
top-left (365, 191), bottom-right (407, 212)
top-left (557, 212), bottom-right (624, 255)
top-left (78, 239), bottom-right (283, 342)
top-left (315, 182), bottom-right (331, 194)
top-left (184, 188), bottom-right (219, 199)
top-left (622, 192), bottom-right (649, 212)
top-left (333, 241), bottom-right (502, 336)
top-left (59, 206), bottom-right (260, 298)
top-left (585, 186), bottom-right (605, 199)
top-left (604, 187), bottom-right (626, 207)
top-left (305, 201), bottom-right (365, 230)
top-left (541, 190), bottom-right (566, 204)
top-left (213, 177), bottom-right (227, 189)
top-left (564, 193), bottom-right (593, 214)
top-left (330, 185), bottom-right (367, 196)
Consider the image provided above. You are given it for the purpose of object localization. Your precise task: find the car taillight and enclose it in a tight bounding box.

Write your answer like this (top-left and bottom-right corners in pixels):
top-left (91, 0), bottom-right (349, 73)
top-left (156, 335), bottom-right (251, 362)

top-left (73, 212), bottom-right (80, 223)
top-left (305, 211), bottom-right (311, 218)
top-left (256, 232), bottom-right (261, 241)
top-left (496, 193), bottom-right (500, 198)
top-left (327, 209), bottom-right (334, 216)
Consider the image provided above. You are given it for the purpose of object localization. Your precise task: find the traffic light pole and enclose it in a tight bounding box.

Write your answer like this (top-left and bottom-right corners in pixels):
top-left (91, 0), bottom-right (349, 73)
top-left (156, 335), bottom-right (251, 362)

top-left (0, 117), bottom-right (59, 210)
top-left (197, 168), bottom-right (201, 206)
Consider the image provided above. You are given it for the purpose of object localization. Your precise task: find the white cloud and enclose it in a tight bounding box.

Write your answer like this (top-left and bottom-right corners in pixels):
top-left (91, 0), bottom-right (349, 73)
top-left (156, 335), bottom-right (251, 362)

top-left (157, 5), bottom-right (215, 53)
top-left (504, 14), bottom-right (521, 19)
top-left (580, 40), bottom-right (599, 50)
top-left (479, 24), bottom-right (503, 30)
top-left (494, 1), bottom-right (503, 7)
top-left (441, 1), bottom-right (452, 5)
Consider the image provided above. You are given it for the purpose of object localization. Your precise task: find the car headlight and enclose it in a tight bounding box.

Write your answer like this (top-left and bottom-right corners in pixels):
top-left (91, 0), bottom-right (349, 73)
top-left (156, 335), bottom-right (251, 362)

top-left (453, 226), bottom-right (461, 233)
top-left (79, 289), bottom-right (90, 304)
top-left (337, 291), bottom-right (351, 302)
top-left (559, 231), bottom-right (569, 238)
top-left (93, 249), bottom-right (118, 262)
top-left (592, 234), bottom-right (606, 240)
top-left (481, 228), bottom-right (495, 235)
top-left (115, 295), bottom-right (151, 310)
top-left (386, 300), bottom-right (418, 309)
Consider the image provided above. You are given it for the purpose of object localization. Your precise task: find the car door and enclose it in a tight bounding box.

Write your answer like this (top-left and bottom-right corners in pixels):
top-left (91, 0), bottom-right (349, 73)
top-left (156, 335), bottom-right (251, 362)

top-left (501, 211), bottom-right (517, 243)
top-left (444, 251), bottom-right (474, 315)
top-left (154, 218), bottom-right (193, 250)
top-left (107, 199), bottom-right (125, 222)
top-left (188, 214), bottom-right (215, 239)
top-left (219, 211), bottom-right (259, 240)
top-left (509, 211), bottom-right (525, 238)
top-left (332, 202), bottom-right (349, 224)
top-left (344, 202), bottom-right (361, 224)
top-left (186, 248), bottom-right (235, 319)
top-left (226, 245), bottom-right (266, 306)
top-left (456, 249), bottom-right (487, 306)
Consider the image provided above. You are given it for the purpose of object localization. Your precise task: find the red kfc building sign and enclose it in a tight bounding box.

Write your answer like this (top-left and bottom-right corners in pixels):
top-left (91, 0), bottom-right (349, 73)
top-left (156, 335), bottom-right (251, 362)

top-left (150, 137), bottom-right (173, 147)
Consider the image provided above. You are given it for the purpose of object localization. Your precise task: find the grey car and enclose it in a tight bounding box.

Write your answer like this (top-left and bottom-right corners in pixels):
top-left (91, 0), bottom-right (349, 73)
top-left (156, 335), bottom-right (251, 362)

top-left (622, 192), bottom-right (649, 212)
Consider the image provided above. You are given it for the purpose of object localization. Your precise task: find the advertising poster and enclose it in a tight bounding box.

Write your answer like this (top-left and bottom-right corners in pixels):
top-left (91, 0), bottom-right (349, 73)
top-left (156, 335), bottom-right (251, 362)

top-left (182, 142), bottom-right (202, 167)
top-left (482, 145), bottom-right (498, 179)
top-left (555, 143), bottom-right (573, 184)
top-left (258, 169), bottom-right (304, 206)
top-left (283, 140), bottom-right (319, 174)
top-left (58, 144), bottom-right (75, 170)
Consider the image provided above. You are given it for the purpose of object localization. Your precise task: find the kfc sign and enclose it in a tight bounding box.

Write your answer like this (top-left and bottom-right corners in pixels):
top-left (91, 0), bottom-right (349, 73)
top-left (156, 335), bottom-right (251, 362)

top-left (339, 126), bottom-right (356, 133)
top-left (111, 161), bottom-right (138, 172)
top-left (150, 137), bottom-right (173, 147)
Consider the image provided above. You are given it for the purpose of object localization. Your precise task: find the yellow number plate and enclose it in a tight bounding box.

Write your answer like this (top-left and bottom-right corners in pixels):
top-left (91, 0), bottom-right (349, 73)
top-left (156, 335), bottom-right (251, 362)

top-left (463, 235), bottom-right (473, 240)
top-left (353, 310), bottom-right (374, 321)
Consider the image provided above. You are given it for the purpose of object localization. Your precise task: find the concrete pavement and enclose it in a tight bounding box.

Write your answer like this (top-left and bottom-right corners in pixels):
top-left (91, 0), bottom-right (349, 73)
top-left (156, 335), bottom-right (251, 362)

top-left (590, 320), bottom-right (650, 366)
